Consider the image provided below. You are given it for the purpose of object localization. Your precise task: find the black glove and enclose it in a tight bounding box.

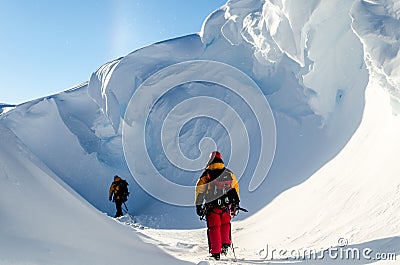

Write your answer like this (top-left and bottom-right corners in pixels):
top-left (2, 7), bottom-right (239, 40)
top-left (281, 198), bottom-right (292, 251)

top-left (231, 203), bottom-right (239, 216)
top-left (196, 205), bottom-right (204, 216)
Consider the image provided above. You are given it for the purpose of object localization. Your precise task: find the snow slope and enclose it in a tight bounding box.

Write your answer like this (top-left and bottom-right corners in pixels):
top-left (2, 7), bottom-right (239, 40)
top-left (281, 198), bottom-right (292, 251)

top-left (234, 64), bottom-right (400, 264)
top-left (0, 124), bottom-right (188, 265)
top-left (0, 0), bottom-right (399, 264)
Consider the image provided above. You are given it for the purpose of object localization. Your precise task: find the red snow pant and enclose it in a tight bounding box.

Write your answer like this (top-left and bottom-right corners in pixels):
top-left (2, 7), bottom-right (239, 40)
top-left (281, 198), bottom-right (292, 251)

top-left (206, 208), bottom-right (231, 254)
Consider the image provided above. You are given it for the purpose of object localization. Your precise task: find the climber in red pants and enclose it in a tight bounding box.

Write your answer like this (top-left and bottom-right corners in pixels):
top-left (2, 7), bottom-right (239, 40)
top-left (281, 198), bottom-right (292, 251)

top-left (195, 151), bottom-right (240, 260)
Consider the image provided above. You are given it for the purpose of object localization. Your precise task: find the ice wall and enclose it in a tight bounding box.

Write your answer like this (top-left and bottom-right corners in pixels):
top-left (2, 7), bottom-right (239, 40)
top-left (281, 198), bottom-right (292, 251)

top-left (83, 0), bottom-right (369, 225)
top-left (351, 0), bottom-right (400, 112)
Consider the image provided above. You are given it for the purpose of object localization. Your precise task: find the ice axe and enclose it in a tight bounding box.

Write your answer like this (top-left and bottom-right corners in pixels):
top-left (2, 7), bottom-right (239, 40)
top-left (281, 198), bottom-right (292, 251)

top-left (237, 206), bottom-right (248, 212)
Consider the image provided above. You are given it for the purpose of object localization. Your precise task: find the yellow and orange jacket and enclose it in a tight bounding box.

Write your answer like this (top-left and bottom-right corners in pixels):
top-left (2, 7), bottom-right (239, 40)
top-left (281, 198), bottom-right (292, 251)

top-left (194, 158), bottom-right (240, 206)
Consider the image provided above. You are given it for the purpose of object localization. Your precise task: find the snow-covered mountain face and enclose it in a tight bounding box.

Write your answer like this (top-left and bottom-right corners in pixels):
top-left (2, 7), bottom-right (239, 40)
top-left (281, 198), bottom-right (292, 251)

top-left (1, 0), bottom-right (399, 231)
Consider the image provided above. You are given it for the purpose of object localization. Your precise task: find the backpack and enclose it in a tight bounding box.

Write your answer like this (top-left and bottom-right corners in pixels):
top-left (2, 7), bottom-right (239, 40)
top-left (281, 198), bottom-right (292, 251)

top-left (114, 179), bottom-right (129, 202)
top-left (206, 169), bottom-right (238, 208)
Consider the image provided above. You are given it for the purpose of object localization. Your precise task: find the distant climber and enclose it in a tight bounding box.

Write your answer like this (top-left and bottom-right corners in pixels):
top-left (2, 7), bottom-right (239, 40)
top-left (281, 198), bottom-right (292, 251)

top-left (109, 175), bottom-right (129, 218)
top-left (195, 151), bottom-right (241, 260)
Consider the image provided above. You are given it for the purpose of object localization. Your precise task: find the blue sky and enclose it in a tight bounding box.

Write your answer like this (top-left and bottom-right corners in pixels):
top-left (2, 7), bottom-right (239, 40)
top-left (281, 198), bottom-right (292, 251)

top-left (0, 0), bottom-right (226, 104)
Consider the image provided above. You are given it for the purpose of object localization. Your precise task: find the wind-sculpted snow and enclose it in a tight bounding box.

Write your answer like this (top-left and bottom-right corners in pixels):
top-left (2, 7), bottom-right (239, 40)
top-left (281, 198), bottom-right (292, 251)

top-left (240, 0), bottom-right (368, 121)
top-left (122, 60), bottom-right (276, 206)
top-left (83, 0), bottom-right (369, 224)
top-left (1, 0), bottom-right (398, 229)
top-left (1, 0), bottom-right (400, 263)
top-left (351, 0), bottom-right (400, 113)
